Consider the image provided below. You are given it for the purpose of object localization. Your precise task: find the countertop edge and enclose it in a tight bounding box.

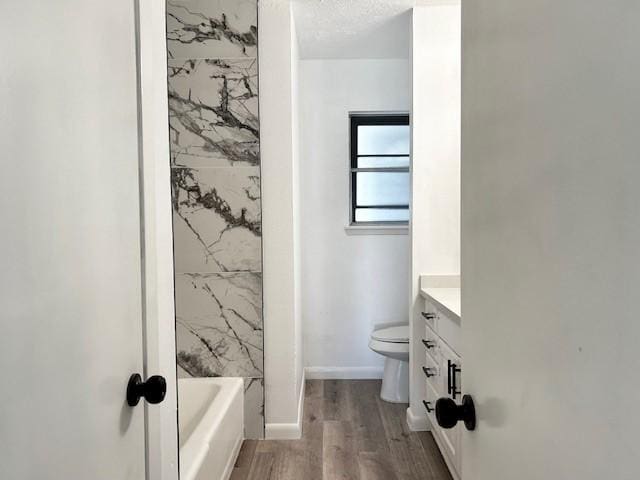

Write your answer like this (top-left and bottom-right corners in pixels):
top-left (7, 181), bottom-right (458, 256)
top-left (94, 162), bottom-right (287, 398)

top-left (420, 287), bottom-right (461, 319)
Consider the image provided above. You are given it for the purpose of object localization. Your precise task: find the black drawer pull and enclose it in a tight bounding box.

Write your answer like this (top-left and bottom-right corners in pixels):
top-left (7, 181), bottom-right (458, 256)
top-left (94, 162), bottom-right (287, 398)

top-left (421, 339), bottom-right (436, 349)
top-left (448, 361), bottom-right (462, 400)
top-left (423, 400), bottom-right (434, 413)
top-left (421, 312), bottom-right (436, 321)
top-left (422, 366), bottom-right (436, 378)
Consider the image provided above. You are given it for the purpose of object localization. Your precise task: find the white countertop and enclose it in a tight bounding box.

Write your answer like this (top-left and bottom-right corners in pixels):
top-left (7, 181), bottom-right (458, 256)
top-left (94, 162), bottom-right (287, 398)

top-left (420, 275), bottom-right (462, 319)
top-left (418, 275), bottom-right (461, 319)
top-left (420, 287), bottom-right (461, 319)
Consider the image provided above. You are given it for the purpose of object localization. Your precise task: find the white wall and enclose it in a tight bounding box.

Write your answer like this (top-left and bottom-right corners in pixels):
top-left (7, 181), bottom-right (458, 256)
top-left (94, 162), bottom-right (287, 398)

top-left (138, 2), bottom-right (179, 479)
top-left (300, 59), bottom-right (411, 377)
top-left (408, 4), bottom-right (461, 422)
top-left (462, 1), bottom-right (640, 478)
top-left (259, 0), bottom-right (304, 438)
top-left (291, 8), bottom-right (305, 417)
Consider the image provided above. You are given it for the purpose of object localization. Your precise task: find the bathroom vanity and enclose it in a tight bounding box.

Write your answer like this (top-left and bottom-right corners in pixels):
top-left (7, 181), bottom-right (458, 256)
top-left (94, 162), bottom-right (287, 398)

top-left (419, 275), bottom-right (462, 480)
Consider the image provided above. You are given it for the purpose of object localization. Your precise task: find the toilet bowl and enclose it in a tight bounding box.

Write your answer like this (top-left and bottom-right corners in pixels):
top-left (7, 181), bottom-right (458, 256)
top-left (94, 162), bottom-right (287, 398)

top-left (369, 325), bottom-right (410, 403)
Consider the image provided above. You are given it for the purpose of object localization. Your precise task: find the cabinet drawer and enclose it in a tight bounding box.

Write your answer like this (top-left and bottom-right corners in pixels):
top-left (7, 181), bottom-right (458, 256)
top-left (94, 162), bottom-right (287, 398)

top-left (422, 350), bottom-right (441, 396)
top-left (422, 324), bottom-right (440, 364)
top-left (425, 380), bottom-right (462, 478)
top-left (423, 376), bottom-right (440, 424)
top-left (439, 339), bottom-right (462, 401)
top-left (433, 305), bottom-right (462, 355)
top-left (422, 297), bottom-right (461, 355)
top-left (420, 300), bottom-right (439, 330)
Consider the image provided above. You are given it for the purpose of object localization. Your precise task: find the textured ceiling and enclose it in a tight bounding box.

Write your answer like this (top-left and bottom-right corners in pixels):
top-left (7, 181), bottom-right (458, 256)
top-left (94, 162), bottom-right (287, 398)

top-left (292, 0), bottom-right (417, 59)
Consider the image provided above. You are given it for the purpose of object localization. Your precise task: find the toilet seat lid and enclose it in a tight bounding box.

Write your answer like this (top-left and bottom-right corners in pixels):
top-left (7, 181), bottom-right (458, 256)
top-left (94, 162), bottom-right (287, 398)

top-left (371, 325), bottom-right (409, 343)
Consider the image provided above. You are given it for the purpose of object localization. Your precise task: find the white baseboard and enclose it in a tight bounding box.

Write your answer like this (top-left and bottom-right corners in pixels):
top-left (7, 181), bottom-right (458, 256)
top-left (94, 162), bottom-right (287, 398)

top-left (304, 366), bottom-right (384, 380)
top-left (264, 422), bottom-right (301, 440)
top-left (265, 370), bottom-right (306, 440)
top-left (297, 369), bottom-right (306, 428)
top-left (406, 406), bottom-right (431, 431)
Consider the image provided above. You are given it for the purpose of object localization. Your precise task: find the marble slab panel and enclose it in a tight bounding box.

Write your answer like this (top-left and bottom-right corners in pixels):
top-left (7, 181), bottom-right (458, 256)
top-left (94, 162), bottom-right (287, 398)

top-left (168, 58), bottom-right (259, 167)
top-left (167, 0), bottom-right (258, 59)
top-left (172, 167), bottom-right (261, 273)
top-left (244, 377), bottom-right (265, 439)
top-left (175, 272), bottom-right (263, 378)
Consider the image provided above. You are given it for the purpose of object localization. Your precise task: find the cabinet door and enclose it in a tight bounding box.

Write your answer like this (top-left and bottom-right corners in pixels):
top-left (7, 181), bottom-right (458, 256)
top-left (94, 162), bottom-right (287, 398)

top-left (439, 340), bottom-right (463, 475)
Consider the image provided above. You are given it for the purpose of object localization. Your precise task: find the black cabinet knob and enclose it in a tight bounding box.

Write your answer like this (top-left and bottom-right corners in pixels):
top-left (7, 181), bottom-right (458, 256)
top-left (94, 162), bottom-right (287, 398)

top-left (126, 373), bottom-right (167, 407)
top-left (435, 395), bottom-right (476, 431)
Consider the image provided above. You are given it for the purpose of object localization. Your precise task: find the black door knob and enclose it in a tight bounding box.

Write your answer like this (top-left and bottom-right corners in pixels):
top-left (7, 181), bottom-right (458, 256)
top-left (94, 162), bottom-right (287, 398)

top-left (126, 373), bottom-right (167, 406)
top-left (435, 395), bottom-right (476, 431)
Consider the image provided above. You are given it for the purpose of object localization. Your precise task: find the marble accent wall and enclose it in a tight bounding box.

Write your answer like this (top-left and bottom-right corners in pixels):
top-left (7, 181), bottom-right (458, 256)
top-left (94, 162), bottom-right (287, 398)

top-left (167, 0), bottom-right (263, 439)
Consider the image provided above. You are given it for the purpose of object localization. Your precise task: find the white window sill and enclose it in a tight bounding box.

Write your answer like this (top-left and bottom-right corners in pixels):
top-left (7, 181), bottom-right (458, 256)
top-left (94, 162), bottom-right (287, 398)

top-left (344, 224), bottom-right (409, 236)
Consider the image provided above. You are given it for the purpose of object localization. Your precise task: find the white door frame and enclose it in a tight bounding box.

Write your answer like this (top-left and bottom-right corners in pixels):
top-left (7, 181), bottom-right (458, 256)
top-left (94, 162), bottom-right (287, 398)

top-left (137, 2), bottom-right (179, 479)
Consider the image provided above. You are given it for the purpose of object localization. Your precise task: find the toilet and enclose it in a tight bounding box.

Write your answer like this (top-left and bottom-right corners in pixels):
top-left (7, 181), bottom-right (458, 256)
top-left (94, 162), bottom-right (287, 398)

top-left (369, 325), bottom-right (410, 403)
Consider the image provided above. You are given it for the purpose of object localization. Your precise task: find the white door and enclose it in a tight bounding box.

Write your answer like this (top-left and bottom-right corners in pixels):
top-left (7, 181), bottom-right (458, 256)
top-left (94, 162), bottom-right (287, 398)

top-left (462, 1), bottom-right (640, 479)
top-left (0, 1), bottom-right (150, 478)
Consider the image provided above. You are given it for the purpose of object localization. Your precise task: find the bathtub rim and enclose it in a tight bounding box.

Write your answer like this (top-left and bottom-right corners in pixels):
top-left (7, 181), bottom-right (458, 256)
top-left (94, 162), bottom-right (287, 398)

top-left (178, 377), bottom-right (244, 480)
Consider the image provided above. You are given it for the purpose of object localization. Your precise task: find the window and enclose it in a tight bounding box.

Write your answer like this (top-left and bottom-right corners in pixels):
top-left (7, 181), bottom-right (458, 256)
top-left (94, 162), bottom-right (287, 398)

top-left (350, 113), bottom-right (410, 225)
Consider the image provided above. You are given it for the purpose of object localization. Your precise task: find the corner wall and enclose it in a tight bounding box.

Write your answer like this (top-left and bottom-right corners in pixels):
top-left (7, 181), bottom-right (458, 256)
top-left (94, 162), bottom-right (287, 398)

top-left (291, 7), bottom-right (305, 423)
top-left (259, 0), bottom-right (305, 438)
top-left (408, 3), bottom-right (461, 424)
top-left (139, 1), bottom-right (179, 477)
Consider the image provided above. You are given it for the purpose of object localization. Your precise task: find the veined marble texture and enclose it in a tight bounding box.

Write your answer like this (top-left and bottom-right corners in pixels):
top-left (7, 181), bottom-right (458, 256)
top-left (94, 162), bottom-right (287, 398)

top-left (168, 58), bottom-right (259, 167)
top-left (244, 377), bottom-right (264, 439)
top-left (168, 0), bottom-right (264, 439)
top-left (167, 0), bottom-right (257, 59)
top-left (172, 167), bottom-right (261, 273)
top-left (175, 272), bottom-right (263, 378)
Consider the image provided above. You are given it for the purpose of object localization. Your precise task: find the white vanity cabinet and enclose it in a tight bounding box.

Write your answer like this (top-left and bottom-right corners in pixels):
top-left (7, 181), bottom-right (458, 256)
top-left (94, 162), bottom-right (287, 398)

top-left (420, 287), bottom-right (463, 480)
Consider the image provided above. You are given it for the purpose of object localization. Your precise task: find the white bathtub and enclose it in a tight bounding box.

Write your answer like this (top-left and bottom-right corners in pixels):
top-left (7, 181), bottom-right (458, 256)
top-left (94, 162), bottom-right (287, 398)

top-left (178, 377), bottom-right (244, 480)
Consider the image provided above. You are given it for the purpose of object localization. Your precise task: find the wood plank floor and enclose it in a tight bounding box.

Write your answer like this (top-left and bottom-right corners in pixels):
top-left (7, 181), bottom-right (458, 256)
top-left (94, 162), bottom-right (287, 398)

top-left (230, 380), bottom-right (453, 480)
